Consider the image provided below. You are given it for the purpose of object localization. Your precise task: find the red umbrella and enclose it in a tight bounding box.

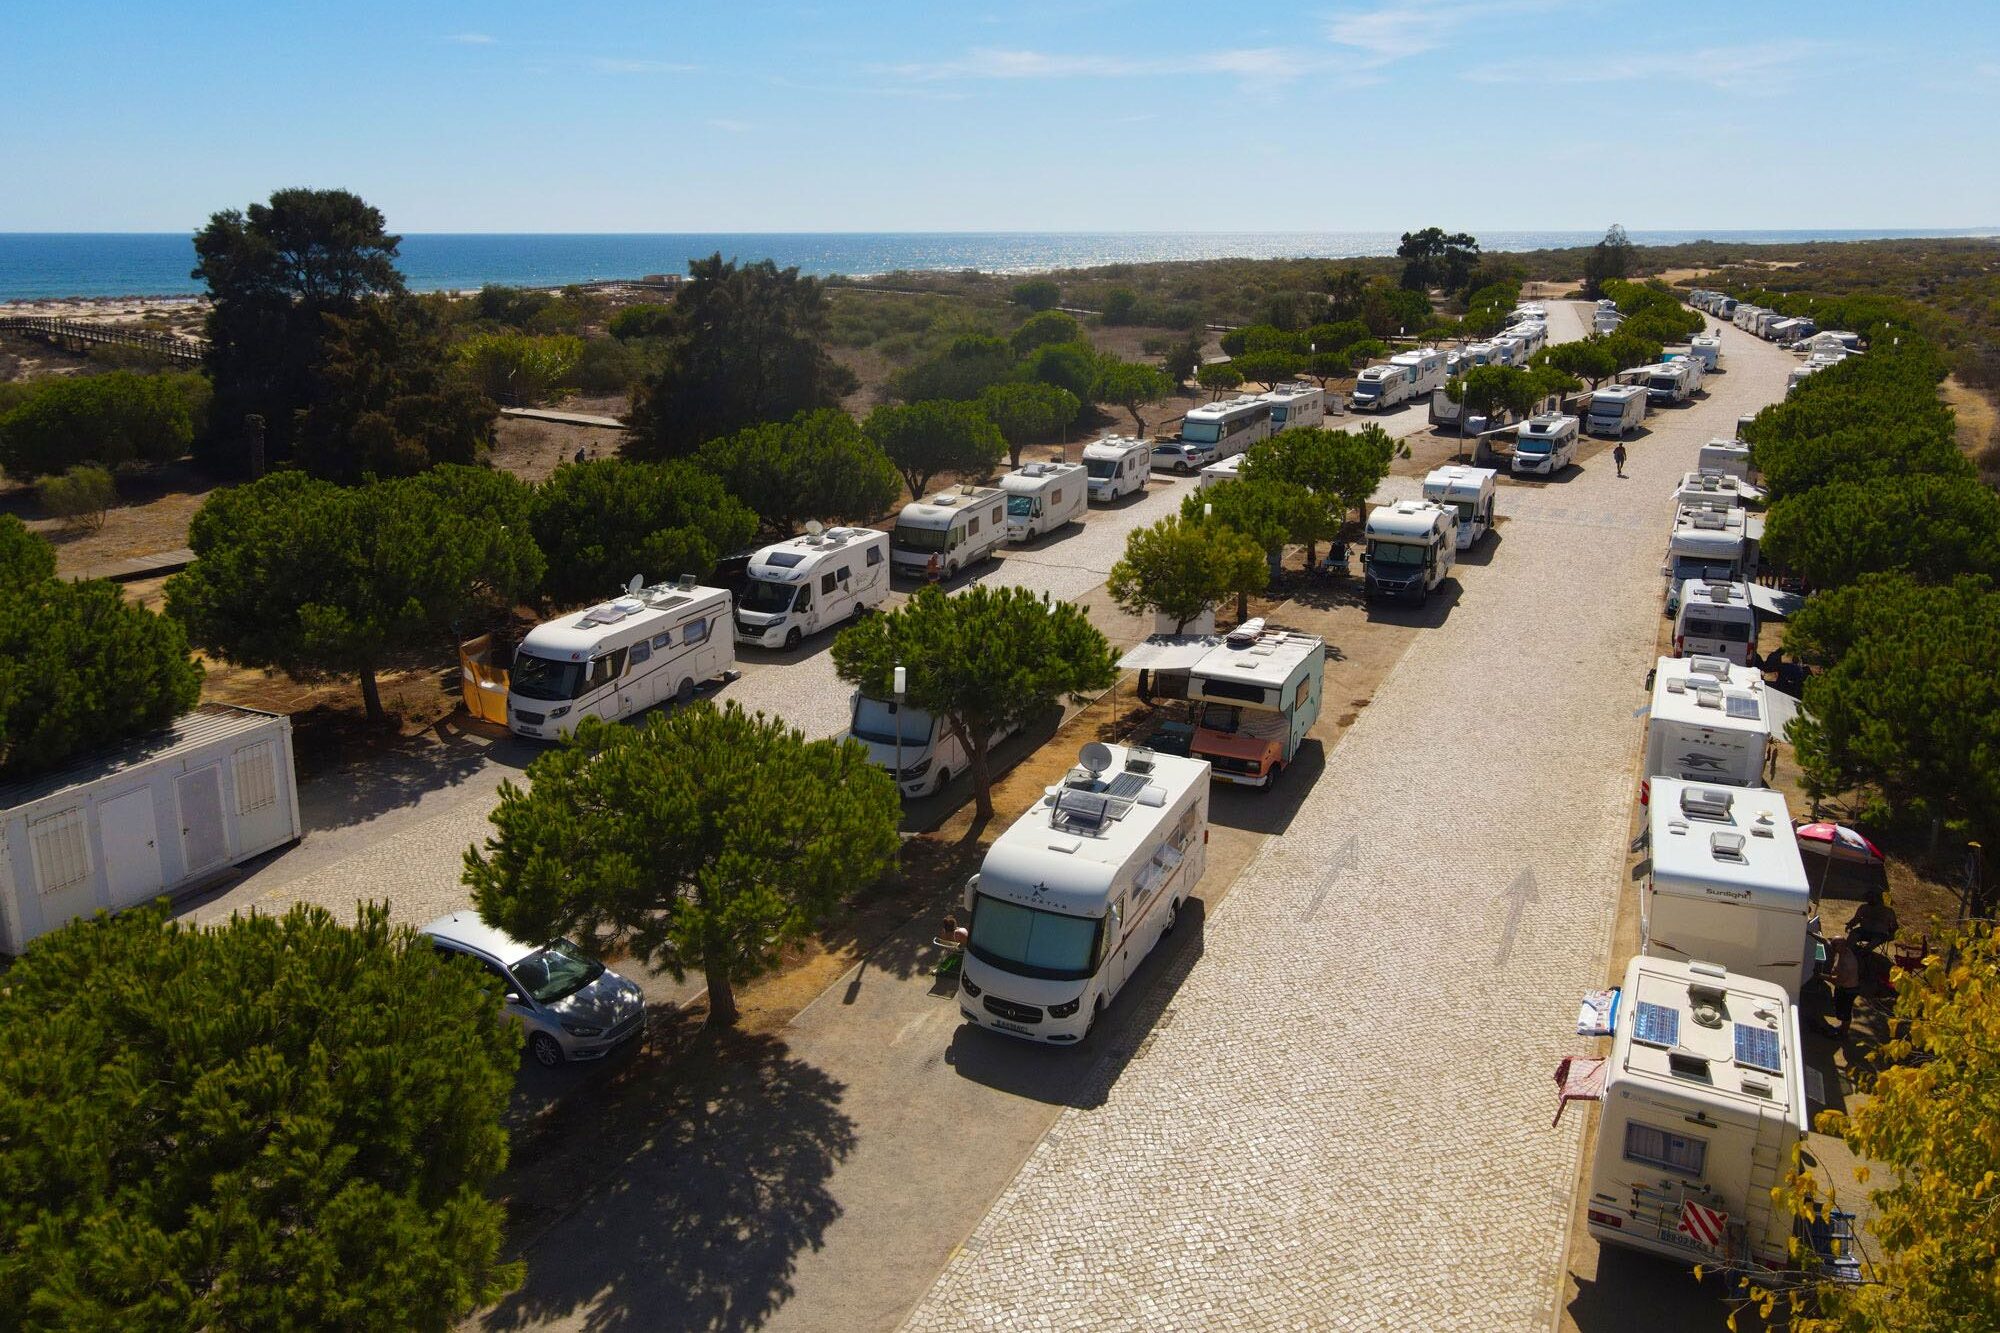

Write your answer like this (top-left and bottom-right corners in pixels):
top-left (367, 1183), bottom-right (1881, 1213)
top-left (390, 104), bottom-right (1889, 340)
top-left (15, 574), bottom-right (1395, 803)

top-left (1795, 821), bottom-right (1885, 864)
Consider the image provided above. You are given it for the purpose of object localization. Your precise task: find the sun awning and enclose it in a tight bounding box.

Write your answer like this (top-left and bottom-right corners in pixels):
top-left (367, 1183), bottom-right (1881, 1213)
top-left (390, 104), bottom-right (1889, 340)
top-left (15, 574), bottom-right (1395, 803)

top-left (1764, 684), bottom-right (1805, 741)
top-left (1748, 584), bottom-right (1805, 618)
top-left (1118, 635), bottom-right (1221, 671)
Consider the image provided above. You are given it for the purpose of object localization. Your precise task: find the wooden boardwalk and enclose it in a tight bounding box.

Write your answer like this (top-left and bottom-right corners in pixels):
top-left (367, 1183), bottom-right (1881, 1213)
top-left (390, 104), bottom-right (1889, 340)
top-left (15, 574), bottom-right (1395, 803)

top-left (0, 316), bottom-right (205, 363)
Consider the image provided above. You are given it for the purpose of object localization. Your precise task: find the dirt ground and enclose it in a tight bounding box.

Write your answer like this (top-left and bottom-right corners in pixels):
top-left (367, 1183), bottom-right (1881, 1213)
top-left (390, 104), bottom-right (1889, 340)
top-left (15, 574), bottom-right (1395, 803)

top-left (1943, 374), bottom-right (2000, 480)
top-left (487, 392), bottom-right (632, 482)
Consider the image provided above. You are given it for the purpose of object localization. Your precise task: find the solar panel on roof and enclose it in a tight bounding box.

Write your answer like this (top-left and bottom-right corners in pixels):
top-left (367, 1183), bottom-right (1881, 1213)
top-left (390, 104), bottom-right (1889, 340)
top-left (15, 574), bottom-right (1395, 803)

top-left (1724, 695), bottom-right (1760, 720)
top-left (1053, 789), bottom-right (1110, 832)
top-left (1633, 1001), bottom-right (1680, 1049)
top-left (1103, 773), bottom-right (1150, 800)
top-left (1734, 1023), bottom-right (1782, 1075)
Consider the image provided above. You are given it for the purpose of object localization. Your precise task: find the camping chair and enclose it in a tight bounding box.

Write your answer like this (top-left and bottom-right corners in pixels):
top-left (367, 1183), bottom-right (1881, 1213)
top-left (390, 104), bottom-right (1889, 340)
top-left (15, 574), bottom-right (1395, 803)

top-left (931, 930), bottom-right (965, 976)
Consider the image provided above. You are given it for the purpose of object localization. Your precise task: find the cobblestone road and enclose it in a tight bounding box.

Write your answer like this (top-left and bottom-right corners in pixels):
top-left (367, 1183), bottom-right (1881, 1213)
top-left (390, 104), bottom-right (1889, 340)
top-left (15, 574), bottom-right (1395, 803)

top-left (901, 310), bottom-right (1793, 1332)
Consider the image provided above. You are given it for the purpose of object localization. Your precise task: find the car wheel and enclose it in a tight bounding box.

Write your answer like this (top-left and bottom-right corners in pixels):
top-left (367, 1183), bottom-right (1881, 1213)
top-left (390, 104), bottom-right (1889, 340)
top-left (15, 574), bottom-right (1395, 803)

top-left (676, 677), bottom-right (695, 705)
top-left (530, 1032), bottom-right (565, 1068)
top-left (784, 627), bottom-right (802, 650)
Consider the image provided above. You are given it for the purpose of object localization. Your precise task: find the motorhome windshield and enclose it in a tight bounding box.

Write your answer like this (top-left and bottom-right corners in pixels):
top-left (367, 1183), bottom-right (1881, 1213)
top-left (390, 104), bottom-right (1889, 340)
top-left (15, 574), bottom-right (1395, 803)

top-left (1353, 383), bottom-right (1380, 399)
top-left (969, 894), bottom-right (1102, 981)
top-left (1270, 405), bottom-right (1290, 423)
top-left (1005, 495), bottom-right (1035, 517)
top-left (1181, 421), bottom-right (1223, 443)
top-left (850, 696), bottom-right (933, 746)
top-left (1085, 457), bottom-right (1118, 479)
top-left (509, 652), bottom-right (585, 701)
top-left (740, 577), bottom-right (800, 613)
top-left (1517, 438), bottom-right (1551, 454)
top-left (894, 523), bottom-right (950, 552)
top-left (1368, 540), bottom-right (1428, 567)
top-left (1444, 500), bottom-right (1477, 524)
top-left (1649, 374), bottom-right (1678, 389)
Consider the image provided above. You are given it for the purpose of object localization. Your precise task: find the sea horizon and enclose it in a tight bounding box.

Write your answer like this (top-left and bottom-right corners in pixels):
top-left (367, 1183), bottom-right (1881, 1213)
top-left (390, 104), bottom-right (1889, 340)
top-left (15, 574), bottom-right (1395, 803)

top-left (2, 227), bottom-right (1994, 303)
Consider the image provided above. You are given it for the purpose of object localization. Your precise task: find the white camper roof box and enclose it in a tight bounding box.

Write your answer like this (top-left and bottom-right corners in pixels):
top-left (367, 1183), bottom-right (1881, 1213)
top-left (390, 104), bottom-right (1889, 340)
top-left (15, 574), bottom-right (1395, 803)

top-left (1193, 622), bottom-right (1324, 690)
top-left (1648, 779), bottom-right (1810, 914)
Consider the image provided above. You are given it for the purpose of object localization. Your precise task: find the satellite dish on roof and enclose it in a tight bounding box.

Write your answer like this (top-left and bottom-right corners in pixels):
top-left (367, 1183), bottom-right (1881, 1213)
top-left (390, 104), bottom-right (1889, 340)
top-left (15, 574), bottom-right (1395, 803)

top-left (627, 574), bottom-right (644, 595)
top-left (805, 519), bottom-right (825, 537)
top-left (1078, 742), bottom-right (1113, 776)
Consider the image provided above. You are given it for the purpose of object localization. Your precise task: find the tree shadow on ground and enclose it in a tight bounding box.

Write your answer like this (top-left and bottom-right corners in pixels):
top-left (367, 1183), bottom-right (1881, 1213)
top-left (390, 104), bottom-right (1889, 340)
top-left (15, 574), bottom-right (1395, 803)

top-left (1208, 739), bottom-right (1324, 836)
top-left (481, 1014), bottom-right (857, 1333)
top-left (289, 712), bottom-right (533, 834)
top-left (944, 896), bottom-right (1208, 1109)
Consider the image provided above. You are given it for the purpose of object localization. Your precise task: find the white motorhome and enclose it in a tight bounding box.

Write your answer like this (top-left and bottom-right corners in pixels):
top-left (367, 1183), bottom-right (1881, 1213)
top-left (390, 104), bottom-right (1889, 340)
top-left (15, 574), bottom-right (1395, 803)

top-left (0, 706), bottom-right (300, 953)
top-left (1732, 304), bottom-right (1764, 331)
top-left (735, 526), bottom-right (891, 649)
top-left (1593, 308), bottom-right (1626, 334)
top-left (510, 578), bottom-right (735, 737)
top-left (1513, 413), bottom-right (1580, 476)
top-left (892, 485), bottom-right (1007, 580)
top-left (1784, 364), bottom-right (1820, 398)
top-left (1350, 362), bottom-right (1414, 411)
top-left (998, 461), bottom-right (1086, 543)
top-left (1685, 337), bottom-right (1722, 372)
top-left (1644, 782), bottom-right (1813, 998)
top-left (1698, 439), bottom-right (1755, 483)
top-left (1261, 383), bottom-right (1326, 434)
top-left (1467, 340), bottom-right (1513, 368)
top-left (1664, 506), bottom-right (1758, 613)
top-left (957, 742), bottom-right (1210, 1043)
top-left (1197, 453), bottom-right (1248, 490)
top-left (1585, 384), bottom-right (1648, 438)
top-left (1184, 620), bottom-right (1325, 789)
top-left (1643, 656), bottom-right (1771, 792)
top-left (1084, 435), bottom-right (1152, 502)
top-left (1422, 465), bottom-right (1497, 549)
top-left (1674, 469), bottom-right (1762, 512)
top-left (1581, 956), bottom-right (1808, 1269)
top-left (1389, 347), bottom-right (1446, 397)
top-left (1508, 303), bottom-right (1548, 325)
top-left (1363, 499), bottom-right (1458, 603)
top-left (1639, 360), bottom-right (1699, 406)
top-left (845, 694), bottom-right (1016, 799)
top-left (1673, 581), bottom-right (1757, 665)
top-left (1716, 296), bottom-right (1738, 319)
top-left (1164, 395), bottom-right (1273, 471)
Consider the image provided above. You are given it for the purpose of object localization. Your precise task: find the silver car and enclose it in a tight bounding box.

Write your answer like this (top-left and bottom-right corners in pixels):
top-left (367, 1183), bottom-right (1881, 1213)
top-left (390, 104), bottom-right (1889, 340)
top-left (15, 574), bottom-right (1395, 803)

top-left (421, 911), bottom-right (647, 1068)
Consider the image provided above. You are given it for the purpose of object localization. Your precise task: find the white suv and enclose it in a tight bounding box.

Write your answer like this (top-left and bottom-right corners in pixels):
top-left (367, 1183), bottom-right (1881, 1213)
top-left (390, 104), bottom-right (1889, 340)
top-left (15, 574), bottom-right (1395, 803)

top-left (421, 911), bottom-right (647, 1068)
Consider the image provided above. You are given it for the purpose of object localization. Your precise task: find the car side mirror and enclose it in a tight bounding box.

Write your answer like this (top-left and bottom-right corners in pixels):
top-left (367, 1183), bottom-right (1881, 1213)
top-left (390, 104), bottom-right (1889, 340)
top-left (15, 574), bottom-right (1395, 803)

top-left (963, 873), bottom-right (979, 915)
top-left (1659, 565), bottom-right (1671, 577)
top-left (504, 991), bottom-right (523, 1006)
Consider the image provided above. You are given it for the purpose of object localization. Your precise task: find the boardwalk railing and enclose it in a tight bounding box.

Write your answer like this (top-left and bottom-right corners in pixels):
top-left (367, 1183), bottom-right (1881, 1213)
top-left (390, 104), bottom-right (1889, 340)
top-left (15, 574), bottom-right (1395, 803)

top-left (0, 316), bottom-right (205, 363)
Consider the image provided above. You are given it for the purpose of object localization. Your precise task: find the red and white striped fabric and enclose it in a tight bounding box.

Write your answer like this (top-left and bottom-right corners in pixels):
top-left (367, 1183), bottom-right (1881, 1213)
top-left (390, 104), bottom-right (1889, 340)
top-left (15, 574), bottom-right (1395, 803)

top-left (1678, 1198), bottom-right (1727, 1251)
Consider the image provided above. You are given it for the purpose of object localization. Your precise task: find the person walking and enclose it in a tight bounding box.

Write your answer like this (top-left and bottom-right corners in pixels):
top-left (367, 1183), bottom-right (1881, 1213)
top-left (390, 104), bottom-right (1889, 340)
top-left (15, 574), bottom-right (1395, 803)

top-left (1612, 442), bottom-right (1628, 477)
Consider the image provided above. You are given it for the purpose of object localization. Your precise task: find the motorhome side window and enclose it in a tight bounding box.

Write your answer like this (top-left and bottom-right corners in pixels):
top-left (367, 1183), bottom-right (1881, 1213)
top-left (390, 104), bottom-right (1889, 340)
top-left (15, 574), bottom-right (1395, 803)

top-left (587, 650), bottom-right (627, 690)
top-left (683, 618), bottom-right (709, 645)
top-left (629, 641), bottom-right (651, 666)
top-left (1204, 680), bottom-right (1270, 706)
top-left (866, 547), bottom-right (883, 566)
top-left (1623, 1122), bottom-right (1706, 1178)
top-left (821, 572), bottom-right (838, 594)
top-left (968, 517), bottom-right (980, 537)
top-left (651, 631), bottom-right (673, 650)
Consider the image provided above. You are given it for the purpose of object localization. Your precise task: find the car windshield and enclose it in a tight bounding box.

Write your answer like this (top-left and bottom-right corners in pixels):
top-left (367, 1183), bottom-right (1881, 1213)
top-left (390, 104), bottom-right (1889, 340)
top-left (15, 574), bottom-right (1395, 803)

top-left (511, 938), bottom-right (606, 1004)
top-left (1085, 457), bottom-right (1118, 479)
top-left (1180, 421), bottom-right (1222, 443)
top-left (1354, 383), bottom-right (1380, 398)
top-left (1198, 703), bottom-right (1242, 732)
top-left (851, 695), bottom-right (933, 746)
top-left (894, 523), bottom-right (950, 552)
top-left (968, 894), bottom-right (1102, 981)
top-left (1006, 495), bottom-right (1035, 517)
top-left (740, 578), bottom-right (796, 613)
top-left (1368, 540), bottom-right (1427, 567)
top-left (510, 652), bottom-right (583, 701)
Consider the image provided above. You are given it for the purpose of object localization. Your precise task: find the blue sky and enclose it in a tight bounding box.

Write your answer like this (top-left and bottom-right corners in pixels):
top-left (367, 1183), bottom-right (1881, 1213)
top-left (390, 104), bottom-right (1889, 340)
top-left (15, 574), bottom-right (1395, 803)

top-left (3, 1), bottom-right (1995, 232)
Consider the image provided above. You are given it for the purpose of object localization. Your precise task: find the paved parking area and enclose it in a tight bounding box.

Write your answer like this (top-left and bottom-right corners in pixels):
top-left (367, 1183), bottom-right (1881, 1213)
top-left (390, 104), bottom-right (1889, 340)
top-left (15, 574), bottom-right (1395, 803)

top-left (901, 310), bottom-right (1793, 1332)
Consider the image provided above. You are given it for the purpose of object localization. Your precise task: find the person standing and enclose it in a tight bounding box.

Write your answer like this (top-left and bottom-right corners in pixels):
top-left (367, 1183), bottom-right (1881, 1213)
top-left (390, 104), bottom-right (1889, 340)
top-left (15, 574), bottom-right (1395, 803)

top-left (1826, 935), bottom-right (1863, 1037)
top-left (1612, 442), bottom-right (1628, 477)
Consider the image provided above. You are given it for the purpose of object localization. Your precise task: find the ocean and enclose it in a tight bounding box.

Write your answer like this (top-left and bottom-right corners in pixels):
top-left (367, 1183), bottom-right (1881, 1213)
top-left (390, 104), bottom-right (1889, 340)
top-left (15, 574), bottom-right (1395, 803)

top-left (0, 229), bottom-right (1992, 303)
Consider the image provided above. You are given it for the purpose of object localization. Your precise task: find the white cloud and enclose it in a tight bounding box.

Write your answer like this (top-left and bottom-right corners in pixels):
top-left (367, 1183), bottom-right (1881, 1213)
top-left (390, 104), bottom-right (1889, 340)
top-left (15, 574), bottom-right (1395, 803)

top-left (447, 32), bottom-right (497, 46)
top-left (594, 57), bottom-right (700, 74)
top-left (1325, 0), bottom-right (1568, 67)
top-left (1468, 41), bottom-right (1826, 92)
top-left (706, 118), bottom-right (753, 133)
top-left (881, 45), bottom-right (1299, 83)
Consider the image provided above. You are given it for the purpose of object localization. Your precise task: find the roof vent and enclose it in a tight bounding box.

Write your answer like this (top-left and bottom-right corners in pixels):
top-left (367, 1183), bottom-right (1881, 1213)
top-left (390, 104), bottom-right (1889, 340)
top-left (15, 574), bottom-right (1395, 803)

top-left (1687, 655), bottom-right (1731, 679)
top-left (1692, 511), bottom-right (1726, 530)
top-left (1707, 584), bottom-right (1734, 604)
top-left (1681, 786), bottom-right (1735, 822)
top-left (1227, 618), bottom-right (1266, 646)
top-left (1711, 831), bottom-right (1749, 861)
top-left (929, 493), bottom-right (958, 506)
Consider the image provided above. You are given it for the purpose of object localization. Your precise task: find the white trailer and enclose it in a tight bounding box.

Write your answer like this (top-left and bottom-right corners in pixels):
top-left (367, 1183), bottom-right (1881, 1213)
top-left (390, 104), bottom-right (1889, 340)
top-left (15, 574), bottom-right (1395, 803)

top-left (1363, 499), bottom-right (1458, 603)
top-left (1422, 465), bottom-right (1497, 548)
top-left (1673, 581), bottom-right (1757, 665)
top-left (1466, 340), bottom-right (1511, 368)
top-left (735, 526), bottom-right (891, 648)
top-left (1084, 435), bottom-right (1152, 502)
top-left (1673, 469), bottom-right (1762, 512)
top-left (1164, 395), bottom-right (1272, 470)
top-left (1260, 383), bottom-right (1326, 434)
top-left (999, 461), bottom-right (1087, 543)
top-left (1183, 620), bottom-right (1325, 789)
top-left (845, 694), bottom-right (1017, 800)
top-left (1350, 362), bottom-right (1413, 411)
top-left (1593, 308), bottom-right (1625, 334)
top-left (1585, 384), bottom-right (1649, 437)
top-left (1664, 506), bottom-right (1759, 614)
top-left (1197, 453), bottom-right (1248, 490)
top-left (0, 706), bottom-right (300, 954)
top-left (1581, 956), bottom-right (1808, 1268)
top-left (1644, 782), bottom-right (1812, 998)
top-left (1686, 337), bottom-right (1723, 372)
top-left (892, 485), bottom-right (1008, 579)
top-left (1697, 439), bottom-right (1755, 483)
top-left (958, 741), bottom-right (1210, 1043)
top-left (1389, 347), bottom-right (1446, 396)
top-left (510, 578), bottom-right (735, 737)
top-left (1513, 413), bottom-right (1580, 476)
top-left (1643, 656), bottom-right (1771, 791)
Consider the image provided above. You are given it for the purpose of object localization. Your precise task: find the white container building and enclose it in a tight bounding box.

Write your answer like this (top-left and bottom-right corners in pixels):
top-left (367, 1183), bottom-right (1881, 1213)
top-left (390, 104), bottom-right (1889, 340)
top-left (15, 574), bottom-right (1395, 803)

top-left (0, 706), bottom-right (300, 954)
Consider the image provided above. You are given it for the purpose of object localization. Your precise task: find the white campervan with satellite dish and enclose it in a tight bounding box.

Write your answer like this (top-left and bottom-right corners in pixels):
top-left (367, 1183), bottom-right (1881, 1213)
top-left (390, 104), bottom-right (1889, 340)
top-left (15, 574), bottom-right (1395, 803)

top-left (957, 741), bottom-right (1211, 1043)
top-left (1422, 465), bottom-right (1497, 549)
top-left (1644, 781), bottom-right (1813, 999)
top-left (891, 484), bottom-right (1007, 580)
top-left (1260, 382), bottom-right (1327, 434)
top-left (1363, 499), bottom-right (1458, 603)
top-left (998, 461), bottom-right (1086, 543)
top-left (1585, 384), bottom-right (1648, 437)
top-left (734, 524), bottom-right (891, 649)
top-left (508, 576), bottom-right (734, 739)
top-left (1513, 413), bottom-right (1580, 476)
top-left (1642, 656), bottom-right (1771, 797)
top-left (1580, 956), bottom-right (1809, 1270)
top-left (1673, 581), bottom-right (1756, 665)
top-left (1084, 435), bottom-right (1152, 502)
top-left (1663, 506), bottom-right (1758, 614)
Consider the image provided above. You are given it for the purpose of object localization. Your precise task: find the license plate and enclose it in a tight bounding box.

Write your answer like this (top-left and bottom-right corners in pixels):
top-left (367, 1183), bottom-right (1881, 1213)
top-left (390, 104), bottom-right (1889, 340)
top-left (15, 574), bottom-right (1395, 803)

top-left (995, 1020), bottom-right (1030, 1035)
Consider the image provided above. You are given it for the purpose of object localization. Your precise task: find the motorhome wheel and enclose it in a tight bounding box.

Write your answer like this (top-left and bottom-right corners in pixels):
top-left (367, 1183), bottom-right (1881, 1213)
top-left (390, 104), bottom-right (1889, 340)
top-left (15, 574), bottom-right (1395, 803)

top-left (676, 677), bottom-right (695, 705)
top-left (1162, 898), bottom-right (1180, 934)
top-left (932, 768), bottom-right (950, 796)
top-left (784, 627), bottom-right (803, 650)
top-left (530, 1032), bottom-right (565, 1068)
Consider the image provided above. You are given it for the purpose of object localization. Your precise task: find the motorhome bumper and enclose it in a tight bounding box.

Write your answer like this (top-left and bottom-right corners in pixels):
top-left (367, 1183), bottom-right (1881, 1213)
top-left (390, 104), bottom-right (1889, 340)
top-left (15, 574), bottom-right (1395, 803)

top-left (734, 619), bottom-right (786, 647)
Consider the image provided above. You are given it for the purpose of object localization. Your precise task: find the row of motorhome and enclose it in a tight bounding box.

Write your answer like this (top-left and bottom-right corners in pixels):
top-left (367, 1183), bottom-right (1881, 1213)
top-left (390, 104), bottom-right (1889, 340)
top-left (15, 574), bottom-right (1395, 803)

top-left (1154, 384), bottom-right (1330, 472)
top-left (1352, 347), bottom-right (1445, 411)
